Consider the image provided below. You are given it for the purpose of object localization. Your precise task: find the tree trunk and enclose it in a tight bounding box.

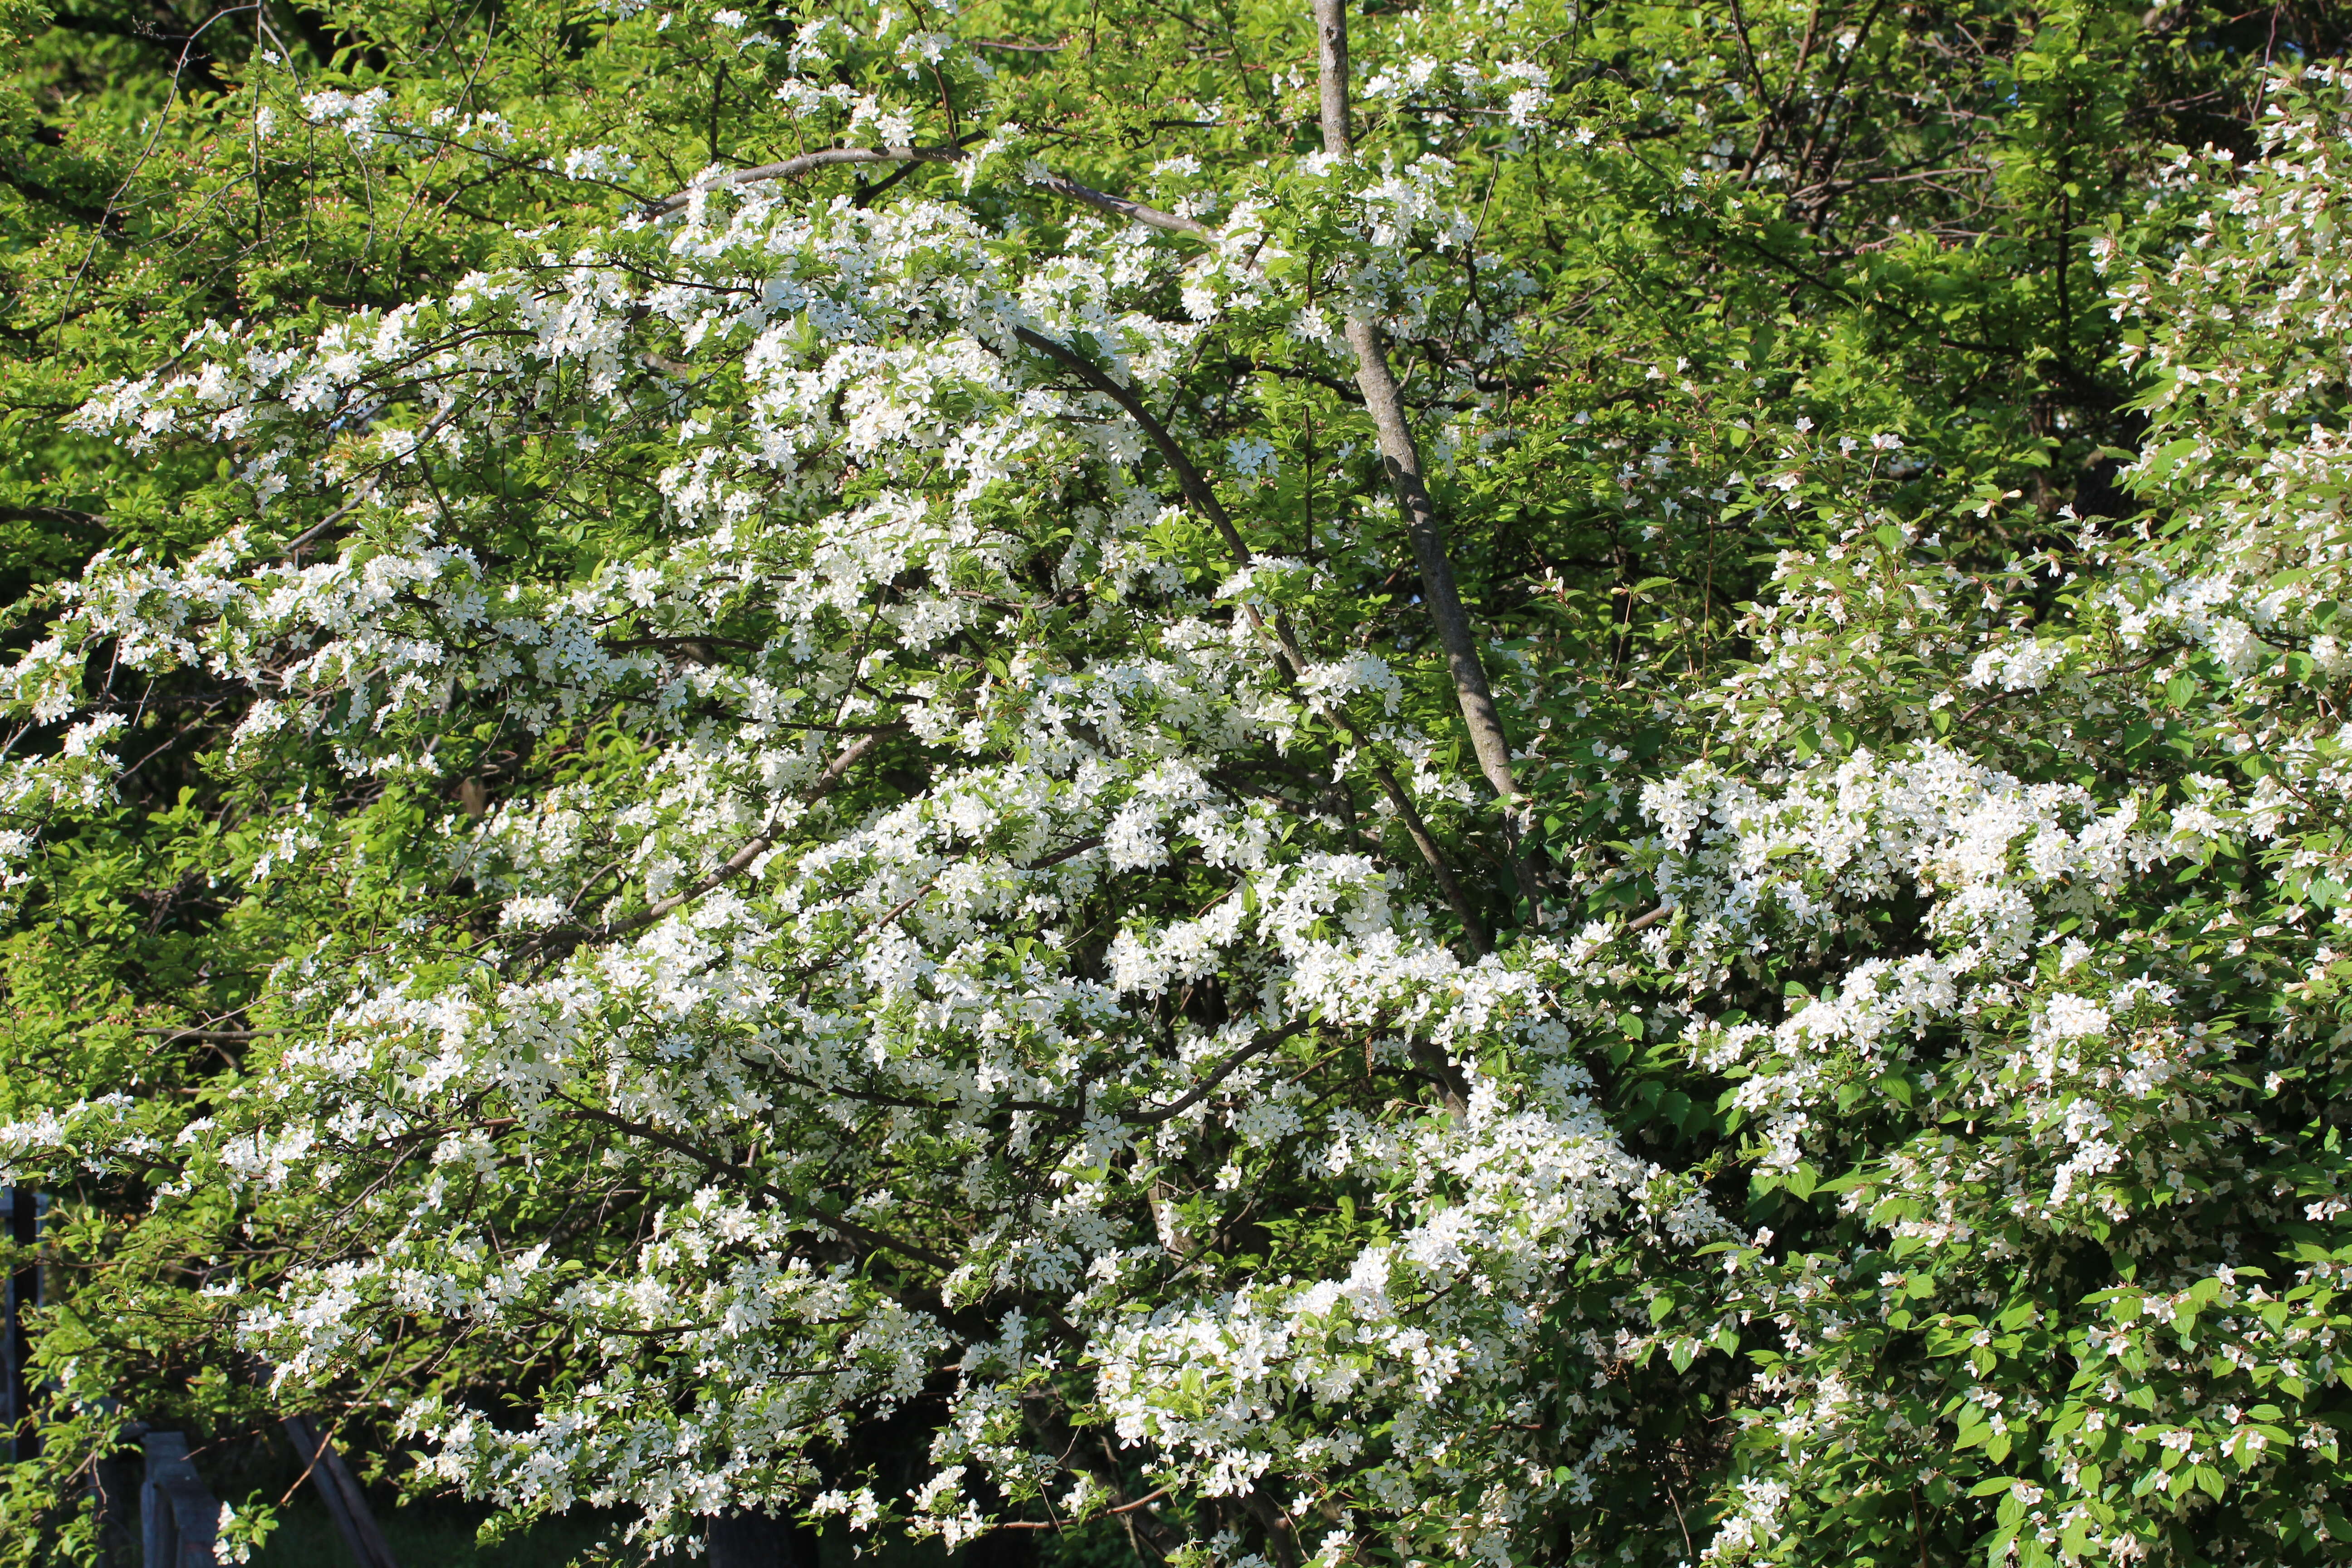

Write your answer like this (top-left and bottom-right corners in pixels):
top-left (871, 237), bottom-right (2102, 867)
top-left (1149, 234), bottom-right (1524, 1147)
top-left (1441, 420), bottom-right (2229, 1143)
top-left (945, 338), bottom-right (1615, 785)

top-left (1312, 0), bottom-right (1531, 887)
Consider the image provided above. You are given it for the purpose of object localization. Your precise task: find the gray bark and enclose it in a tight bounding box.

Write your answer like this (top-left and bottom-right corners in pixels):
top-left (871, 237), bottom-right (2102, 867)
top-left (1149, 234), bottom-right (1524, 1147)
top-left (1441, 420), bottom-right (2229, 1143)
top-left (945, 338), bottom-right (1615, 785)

top-left (1312, 0), bottom-right (1529, 856)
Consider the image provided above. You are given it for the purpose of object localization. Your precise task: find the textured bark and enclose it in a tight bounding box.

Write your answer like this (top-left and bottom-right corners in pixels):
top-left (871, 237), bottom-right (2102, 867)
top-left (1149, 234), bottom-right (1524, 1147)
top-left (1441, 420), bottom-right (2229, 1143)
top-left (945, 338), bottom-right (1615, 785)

top-left (1312, 0), bottom-right (1528, 851)
top-left (1315, 0), bottom-right (1352, 152)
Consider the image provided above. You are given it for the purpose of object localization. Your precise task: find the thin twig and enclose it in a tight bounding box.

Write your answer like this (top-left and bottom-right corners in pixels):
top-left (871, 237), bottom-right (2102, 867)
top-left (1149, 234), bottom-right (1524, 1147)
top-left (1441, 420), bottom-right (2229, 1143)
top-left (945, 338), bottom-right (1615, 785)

top-left (134, 1026), bottom-right (283, 1041)
top-left (994, 1487), bottom-right (1174, 1529)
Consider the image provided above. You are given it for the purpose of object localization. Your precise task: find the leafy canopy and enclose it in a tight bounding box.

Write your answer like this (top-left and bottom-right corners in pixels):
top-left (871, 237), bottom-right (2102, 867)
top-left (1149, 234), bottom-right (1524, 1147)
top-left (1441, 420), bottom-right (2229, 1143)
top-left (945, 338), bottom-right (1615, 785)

top-left (4, 0), bottom-right (2351, 1566)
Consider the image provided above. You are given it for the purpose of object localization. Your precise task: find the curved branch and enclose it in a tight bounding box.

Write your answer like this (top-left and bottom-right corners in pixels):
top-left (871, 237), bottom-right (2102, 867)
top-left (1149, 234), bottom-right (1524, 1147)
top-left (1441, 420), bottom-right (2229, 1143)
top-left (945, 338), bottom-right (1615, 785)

top-left (549, 1091), bottom-right (956, 1271)
top-left (1013, 326), bottom-right (1490, 954)
top-left (1124, 1020), bottom-right (1307, 1126)
top-left (1014, 327), bottom-right (1249, 561)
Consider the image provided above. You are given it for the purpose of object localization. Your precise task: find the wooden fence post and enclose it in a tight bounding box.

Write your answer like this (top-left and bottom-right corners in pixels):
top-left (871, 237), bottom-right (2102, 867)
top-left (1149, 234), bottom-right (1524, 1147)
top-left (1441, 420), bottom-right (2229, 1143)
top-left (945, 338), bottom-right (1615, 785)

top-left (94, 1426), bottom-right (145, 1568)
top-left (139, 1431), bottom-right (219, 1568)
top-left (283, 1414), bottom-right (401, 1568)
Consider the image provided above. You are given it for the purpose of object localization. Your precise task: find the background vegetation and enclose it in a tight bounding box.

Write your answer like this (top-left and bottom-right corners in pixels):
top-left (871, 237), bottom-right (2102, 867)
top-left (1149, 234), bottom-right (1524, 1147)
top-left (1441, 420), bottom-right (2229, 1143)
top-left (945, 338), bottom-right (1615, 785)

top-left (4, 0), bottom-right (2349, 1562)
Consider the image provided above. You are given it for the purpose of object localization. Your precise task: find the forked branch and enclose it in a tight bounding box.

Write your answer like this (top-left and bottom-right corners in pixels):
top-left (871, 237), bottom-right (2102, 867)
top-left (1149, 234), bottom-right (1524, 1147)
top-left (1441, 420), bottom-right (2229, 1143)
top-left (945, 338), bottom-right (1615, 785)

top-left (1015, 326), bottom-right (1491, 954)
top-left (647, 98), bottom-right (1512, 943)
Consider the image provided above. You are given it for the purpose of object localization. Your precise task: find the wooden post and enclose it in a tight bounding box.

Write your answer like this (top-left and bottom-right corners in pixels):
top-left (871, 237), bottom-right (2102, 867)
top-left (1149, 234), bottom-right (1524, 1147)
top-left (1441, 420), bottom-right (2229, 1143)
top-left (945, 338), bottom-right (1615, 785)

top-left (140, 1431), bottom-right (220, 1568)
top-left (284, 1414), bottom-right (401, 1568)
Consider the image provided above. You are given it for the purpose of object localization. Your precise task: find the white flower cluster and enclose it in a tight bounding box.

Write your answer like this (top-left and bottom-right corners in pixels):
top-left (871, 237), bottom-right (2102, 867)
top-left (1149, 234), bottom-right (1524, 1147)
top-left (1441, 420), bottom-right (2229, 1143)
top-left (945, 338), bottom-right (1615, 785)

top-left (0, 125), bottom-right (1667, 1554)
top-left (13, 20), bottom-right (2352, 1566)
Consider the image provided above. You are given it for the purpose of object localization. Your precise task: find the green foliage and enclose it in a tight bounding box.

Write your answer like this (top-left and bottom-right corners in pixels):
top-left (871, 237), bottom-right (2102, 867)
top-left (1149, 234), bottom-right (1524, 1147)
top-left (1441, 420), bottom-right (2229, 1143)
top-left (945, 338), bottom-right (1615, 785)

top-left (11, 0), bottom-right (2352, 1566)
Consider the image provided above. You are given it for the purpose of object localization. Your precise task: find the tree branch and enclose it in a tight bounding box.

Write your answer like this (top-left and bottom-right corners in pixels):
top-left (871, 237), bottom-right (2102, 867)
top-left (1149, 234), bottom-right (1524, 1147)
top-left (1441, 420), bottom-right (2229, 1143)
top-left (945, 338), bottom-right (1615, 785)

top-left (1125, 1020), bottom-right (1308, 1126)
top-left (648, 125), bottom-right (1491, 949)
top-left (593, 728), bottom-right (892, 940)
top-left (548, 1091), bottom-right (957, 1271)
top-left (1314, 0), bottom-right (1530, 901)
top-left (1014, 327), bottom-right (1249, 560)
top-left (1014, 327), bottom-right (1490, 954)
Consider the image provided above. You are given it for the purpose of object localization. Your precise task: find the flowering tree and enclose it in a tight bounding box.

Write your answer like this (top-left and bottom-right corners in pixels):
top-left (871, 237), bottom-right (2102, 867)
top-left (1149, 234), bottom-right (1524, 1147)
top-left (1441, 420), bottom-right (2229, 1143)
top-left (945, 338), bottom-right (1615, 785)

top-left (5, 0), bottom-right (2352, 1564)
